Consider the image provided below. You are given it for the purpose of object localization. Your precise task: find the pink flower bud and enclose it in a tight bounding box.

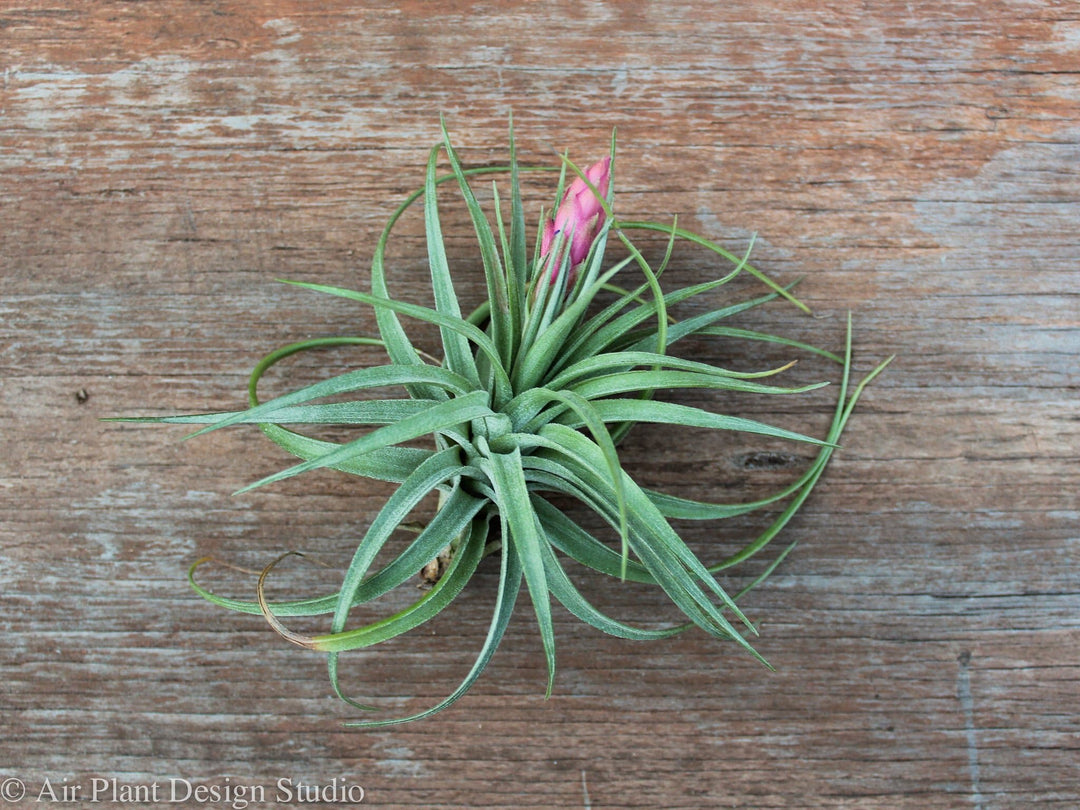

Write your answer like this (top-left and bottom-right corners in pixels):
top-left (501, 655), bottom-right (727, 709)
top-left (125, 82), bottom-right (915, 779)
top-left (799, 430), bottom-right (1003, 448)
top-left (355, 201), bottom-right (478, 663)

top-left (539, 156), bottom-right (611, 286)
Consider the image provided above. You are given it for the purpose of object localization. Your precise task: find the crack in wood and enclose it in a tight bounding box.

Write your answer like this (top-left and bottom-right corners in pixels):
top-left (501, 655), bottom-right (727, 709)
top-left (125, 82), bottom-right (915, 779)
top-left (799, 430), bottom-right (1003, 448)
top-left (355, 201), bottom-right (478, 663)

top-left (957, 650), bottom-right (985, 810)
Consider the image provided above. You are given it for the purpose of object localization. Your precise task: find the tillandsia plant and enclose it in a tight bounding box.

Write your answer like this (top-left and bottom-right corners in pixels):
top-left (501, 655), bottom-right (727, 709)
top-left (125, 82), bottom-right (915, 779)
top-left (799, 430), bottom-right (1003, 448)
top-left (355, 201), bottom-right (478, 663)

top-left (121, 120), bottom-right (890, 727)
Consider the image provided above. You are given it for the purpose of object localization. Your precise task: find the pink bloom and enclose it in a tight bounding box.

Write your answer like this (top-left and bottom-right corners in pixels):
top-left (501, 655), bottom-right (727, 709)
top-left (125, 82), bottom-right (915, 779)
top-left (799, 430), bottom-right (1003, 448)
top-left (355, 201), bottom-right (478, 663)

top-left (539, 156), bottom-right (611, 286)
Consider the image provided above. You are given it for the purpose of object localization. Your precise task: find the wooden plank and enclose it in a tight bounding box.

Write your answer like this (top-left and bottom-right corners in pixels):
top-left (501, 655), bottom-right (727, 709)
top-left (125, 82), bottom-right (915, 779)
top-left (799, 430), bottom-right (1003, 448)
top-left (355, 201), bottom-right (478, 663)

top-left (1, 1), bottom-right (1077, 807)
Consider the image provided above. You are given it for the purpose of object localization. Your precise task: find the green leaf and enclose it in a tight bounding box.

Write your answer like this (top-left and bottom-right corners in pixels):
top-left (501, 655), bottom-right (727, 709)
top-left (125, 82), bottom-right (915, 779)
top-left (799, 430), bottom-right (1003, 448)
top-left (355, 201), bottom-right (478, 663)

top-left (621, 287), bottom-right (797, 354)
top-left (614, 220), bottom-right (811, 313)
top-left (312, 515), bottom-right (487, 653)
top-left (483, 448), bottom-right (557, 696)
top-left (424, 144), bottom-right (483, 388)
top-left (566, 369), bottom-right (829, 402)
top-left (440, 118), bottom-right (513, 375)
top-left (523, 440), bottom-right (758, 653)
top-left (493, 387), bottom-right (630, 577)
top-left (539, 539), bottom-right (684, 641)
top-left (507, 115), bottom-right (528, 344)
top-left (192, 483), bottom-right (486, 621)
top-left (491, 181), bottom-right (519, 365)
top-left (708, 319), bottom-right (894, 573)
top-left (280, 280), bottom-right (513, 407)
top-left (534, 425), bottom-right (765, 659)
top-left (698, 326), bottom-right (843, 364)
top-left (531, 496), bottom-right (654, 583)
top-left (613, 229), bottom-right (668, 357)
top-left (345, 523), bottom-right (523, 728)
top-left (258, 425), bottom-right (433, 484)
top-left (245, 336), bottom-right (388, 407)
top-left (558, 398), bottom-right (836, 447)
top-left (184, 362), bottom-right (475, 440)
top-left (330, 449), bottom-right (476, 635)
top-left (512, 259), bottom-right (631, 393)
top-left (350, 485), bottom-right (489, 598)
top-left (557, 273), bottom-right (748, 372)
top-left (233, 390), bottom-right (494, 495)
top-left (366, 163), bottom-right (553, 398)
top-left (371, 181), bottom-right (440, 399)
top-left (134, 399), bottom-right (442, 427)
top-left (546, 350), bottom-right (792, 390)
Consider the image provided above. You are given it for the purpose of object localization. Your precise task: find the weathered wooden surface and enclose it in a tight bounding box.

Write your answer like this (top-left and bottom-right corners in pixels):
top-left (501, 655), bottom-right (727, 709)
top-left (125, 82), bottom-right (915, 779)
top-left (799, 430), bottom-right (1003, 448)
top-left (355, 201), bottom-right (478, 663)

top-left (2, 1), bottom-right (1078, 807)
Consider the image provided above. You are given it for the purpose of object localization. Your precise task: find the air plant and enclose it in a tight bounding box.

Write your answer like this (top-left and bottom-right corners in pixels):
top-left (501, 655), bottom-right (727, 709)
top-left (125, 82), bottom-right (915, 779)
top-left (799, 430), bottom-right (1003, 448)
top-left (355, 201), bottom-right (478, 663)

top-left (121, 121), bottom-right (890, 727)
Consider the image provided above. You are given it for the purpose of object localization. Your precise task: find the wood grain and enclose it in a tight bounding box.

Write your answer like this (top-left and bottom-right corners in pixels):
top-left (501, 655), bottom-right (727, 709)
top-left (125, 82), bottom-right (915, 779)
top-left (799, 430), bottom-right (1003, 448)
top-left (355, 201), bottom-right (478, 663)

top-left (2, 1), bottom-right (1077, 807)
